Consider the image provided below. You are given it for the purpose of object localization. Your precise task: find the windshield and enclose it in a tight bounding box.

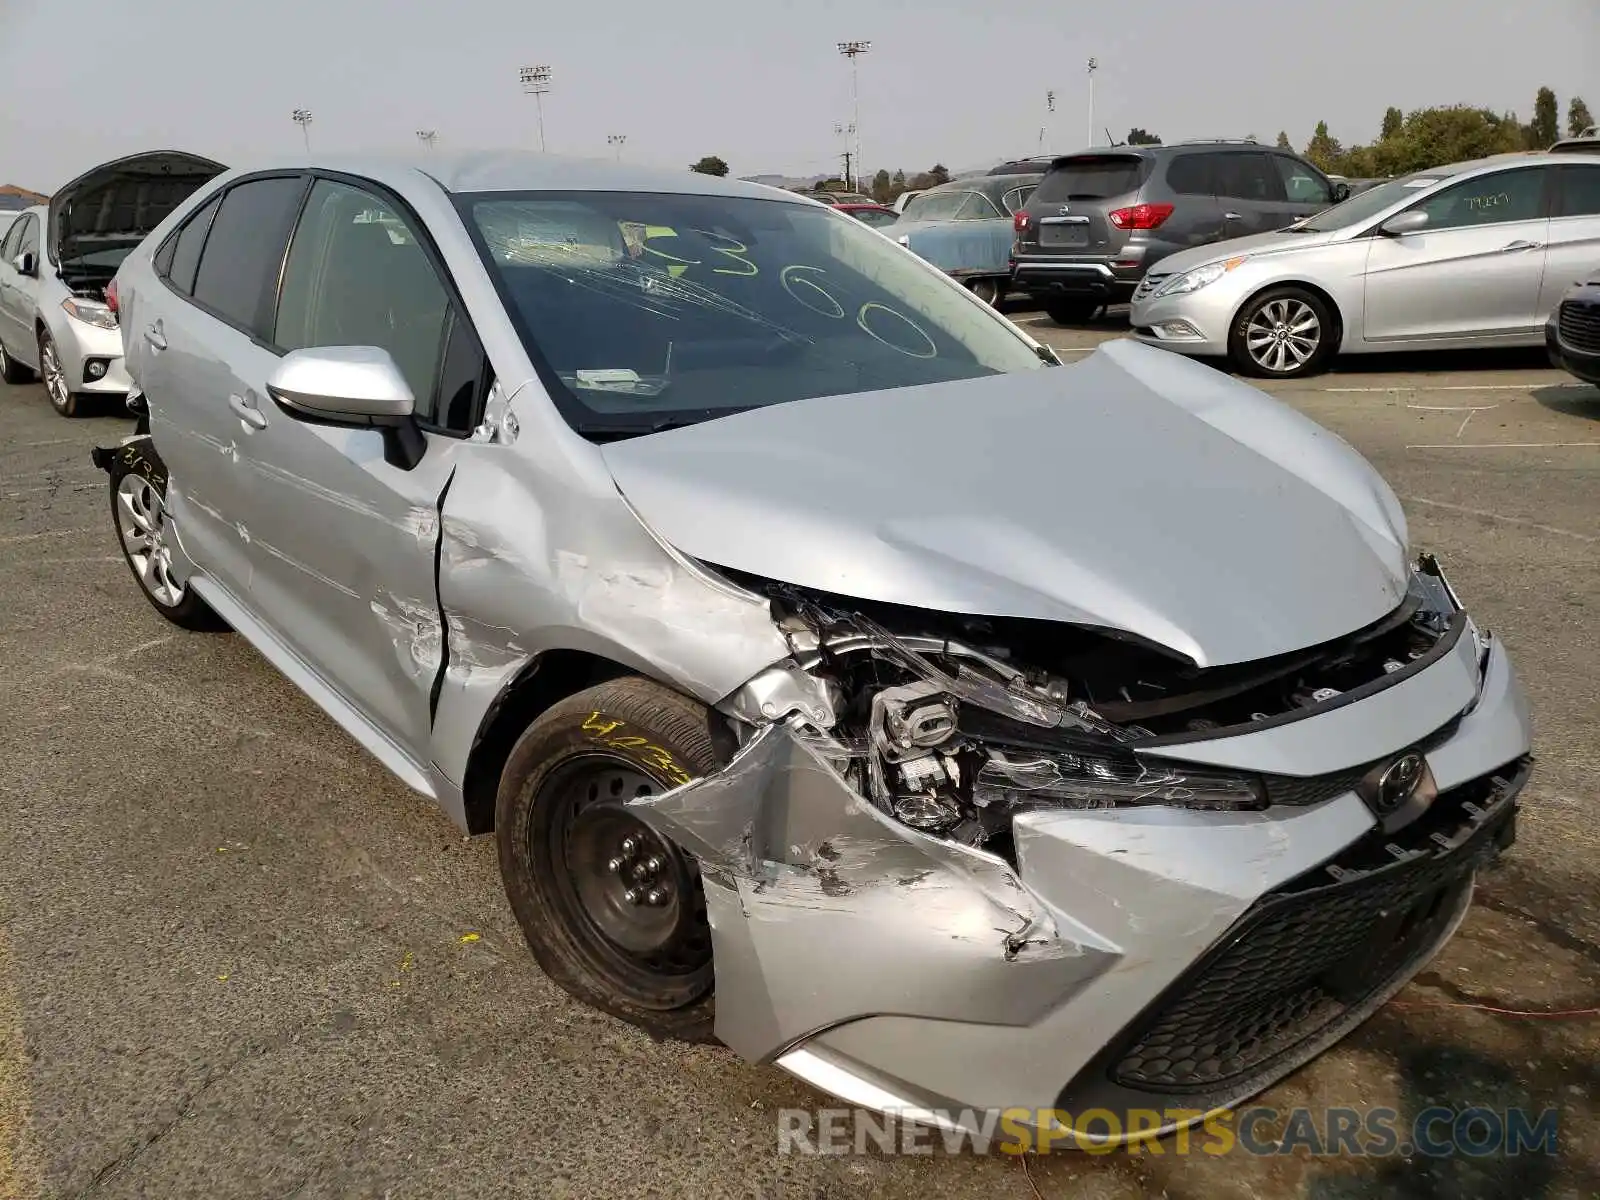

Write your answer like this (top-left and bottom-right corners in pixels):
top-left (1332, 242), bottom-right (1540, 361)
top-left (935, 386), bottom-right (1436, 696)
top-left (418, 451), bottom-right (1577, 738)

top-left (901, 191), bottom-right (969, 221)
top-left (1297, 173), bottom-right (1448, 231)
top-left (462, 190), bottom-right (1045, 434)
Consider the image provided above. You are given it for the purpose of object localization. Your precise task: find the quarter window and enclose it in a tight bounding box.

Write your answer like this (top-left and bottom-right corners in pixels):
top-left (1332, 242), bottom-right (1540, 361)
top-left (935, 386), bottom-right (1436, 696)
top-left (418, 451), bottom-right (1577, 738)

top-left (1554, 165), bottom-right (1600, 218)
top-left (274, 179), bottom-right (455, 423)
top-left (1411, 169), bottom-right (1547, 230)
top-left (190, 176), bottom-right (307, 336)
top-left (167, 194), bottom-right (220, 295)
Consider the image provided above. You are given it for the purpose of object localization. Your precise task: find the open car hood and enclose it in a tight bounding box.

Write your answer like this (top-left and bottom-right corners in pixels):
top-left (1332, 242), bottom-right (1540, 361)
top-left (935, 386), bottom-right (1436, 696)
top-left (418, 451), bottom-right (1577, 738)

top-left (600, 339), bottom-right (1411, 669)
top-left (49, 150), bottom-right (226, 264)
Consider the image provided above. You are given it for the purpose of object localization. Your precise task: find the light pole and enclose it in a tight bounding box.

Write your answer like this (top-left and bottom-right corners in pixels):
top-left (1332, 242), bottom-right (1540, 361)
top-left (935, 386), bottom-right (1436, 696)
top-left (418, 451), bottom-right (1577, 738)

top-left (1040, 90), bottom-right (1055, 152)
top-left (518, 65), bottom-right (553, 152)
top-left (292, 108), bottom-right (313, 152)
top-left (607, 134), bottom-right (627, 161)
top-left (833, 122), bottom-right (855, 189)
top-left (837, 40), bottom-right (871, 193)
top-left (1086, 57), bottom-right (1098, 147)
top-left (416, 129), bottom-right (438, 152)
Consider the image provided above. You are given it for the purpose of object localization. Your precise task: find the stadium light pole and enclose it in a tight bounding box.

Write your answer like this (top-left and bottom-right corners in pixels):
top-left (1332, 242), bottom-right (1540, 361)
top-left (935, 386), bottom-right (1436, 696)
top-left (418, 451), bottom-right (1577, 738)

top-left (416, 129), bottom-right (438, 152)
top-left (519, 65), bottom-right (553, 152)
top-left (1086, 57), bottom-right (1099, 146)
top-left (608, 133), bottom-right (627, 161)
top-left (292, 108), bottom-right (313, 152)
top-left (837, 41), bottom-right (871, 192)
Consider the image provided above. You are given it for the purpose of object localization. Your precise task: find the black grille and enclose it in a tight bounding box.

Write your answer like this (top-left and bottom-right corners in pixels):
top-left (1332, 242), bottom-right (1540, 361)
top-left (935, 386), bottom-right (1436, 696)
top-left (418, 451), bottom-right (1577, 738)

top-left (1261, 767), bottom-right (1366, 808)
top-left (1107, 765), bottom-right (1524, 1095)
top-left (1559, 300), bottom-right (1600, 355)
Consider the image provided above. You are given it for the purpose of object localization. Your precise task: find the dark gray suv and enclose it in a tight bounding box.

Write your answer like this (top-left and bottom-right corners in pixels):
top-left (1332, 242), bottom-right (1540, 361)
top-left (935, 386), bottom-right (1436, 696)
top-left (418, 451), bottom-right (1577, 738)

top-left (1011, 141), bottom-right (1348, 324)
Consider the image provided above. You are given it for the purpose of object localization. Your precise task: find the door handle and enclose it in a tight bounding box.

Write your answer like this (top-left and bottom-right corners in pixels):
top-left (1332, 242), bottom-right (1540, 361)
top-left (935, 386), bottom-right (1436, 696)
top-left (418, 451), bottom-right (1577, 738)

top-left (1500, 240), bottom-right (1542, 252)
top-left (228, 393), bottom-right (267, 430)
top-left (143, 321), bottom-right (166, 350)
top-left (1223, 211), bottom-right (1244, 221)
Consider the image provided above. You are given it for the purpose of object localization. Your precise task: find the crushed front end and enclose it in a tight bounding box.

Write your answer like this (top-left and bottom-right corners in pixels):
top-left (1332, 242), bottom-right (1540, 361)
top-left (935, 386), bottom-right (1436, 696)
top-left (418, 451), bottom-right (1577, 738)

top-left (627, 555), bottom-right (1531, 1141)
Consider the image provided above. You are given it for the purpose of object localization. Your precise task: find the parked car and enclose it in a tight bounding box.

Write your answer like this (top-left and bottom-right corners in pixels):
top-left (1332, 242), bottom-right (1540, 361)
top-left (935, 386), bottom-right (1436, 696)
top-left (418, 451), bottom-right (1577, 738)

top-left (1546, 272), bottom-right (1600, 385)
top-left (94, 150), bottom-right (1529, 1146)
top-left (1131, 151), bottom-right (1600, 377)
top-left (893, 174), bottom-right (1041, 304)
top-left (1549, 133), bottom-right (1600, 155)
top-left (809, 190), bottom-right (875, 206)
top-left (0, 151), bottom-right (223, 414)
top-left (835, 202), bottom-right (899, 228)
top-left (891, 189), bottom-right (923, 214)
top-left (1012, 141), bottom-right (1348, 325)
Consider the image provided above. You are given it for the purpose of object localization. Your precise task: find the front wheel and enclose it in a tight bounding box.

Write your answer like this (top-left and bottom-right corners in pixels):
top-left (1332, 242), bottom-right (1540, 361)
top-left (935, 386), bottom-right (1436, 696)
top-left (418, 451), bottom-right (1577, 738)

top-left (0, 338), bottom-right (33, 384)
top-left (496, 677), bottom-right (720, 1042)
top-left (39, 330), bottom-right (80, 416)
top-left (107, 440), bottom-right (225, 630)
top-left (1229, 287), bottom-right (1336, 379)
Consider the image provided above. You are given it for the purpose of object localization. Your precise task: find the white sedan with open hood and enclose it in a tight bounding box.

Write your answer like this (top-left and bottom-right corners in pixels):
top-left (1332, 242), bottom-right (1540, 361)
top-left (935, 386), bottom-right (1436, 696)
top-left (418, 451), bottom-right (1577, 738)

top-left (93, 151), bottom-right (1531, 1145)
top-left (0, 151), bottom-right (223, 414)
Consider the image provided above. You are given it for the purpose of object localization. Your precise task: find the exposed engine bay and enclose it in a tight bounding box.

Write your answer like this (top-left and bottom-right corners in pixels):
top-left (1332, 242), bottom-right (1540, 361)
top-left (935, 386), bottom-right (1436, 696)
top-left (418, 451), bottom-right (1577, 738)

top-left (718, 555), bottom-right (1465, 858)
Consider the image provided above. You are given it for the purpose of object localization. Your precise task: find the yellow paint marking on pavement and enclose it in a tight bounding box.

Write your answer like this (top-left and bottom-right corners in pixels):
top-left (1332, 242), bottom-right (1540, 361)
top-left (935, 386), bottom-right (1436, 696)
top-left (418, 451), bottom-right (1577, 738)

top-left (0, 928), bottom-right (40, 1199)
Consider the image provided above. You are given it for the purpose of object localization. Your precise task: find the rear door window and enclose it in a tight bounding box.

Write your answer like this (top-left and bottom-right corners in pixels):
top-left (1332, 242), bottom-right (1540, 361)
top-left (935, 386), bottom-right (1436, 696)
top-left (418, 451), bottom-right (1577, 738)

top-left (166, 194), bottom-right (220, 295)
top-left (1033, 156), bottom-right (1145, 203)
top-left (190, 176), bottom-right (307, 336)
top-left (1213, 153), bottom-right (1285, 202)
top-left (1554, 164), bottom-right (1600, 217)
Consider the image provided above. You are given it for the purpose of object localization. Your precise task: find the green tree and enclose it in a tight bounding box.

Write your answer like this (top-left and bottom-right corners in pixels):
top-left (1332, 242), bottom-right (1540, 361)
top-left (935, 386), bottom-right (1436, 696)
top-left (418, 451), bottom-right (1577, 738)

top-left (870, 168), bottom-right (893, 202)
top-left (891, 168), bottom-right (907, 188)
top-left (1304, 121), bottom-right (1344, 172)
top-left (688, 155), bottom-right (729, 177)
top-left (1126, 127), bottom-right (1161, 145)
top-left (1275, 131), bottom-right (1292, 149)
top-left (1570, 96), bottom-right (1595, 136)
top-left (1381, 106), bottom-right (1404, 139)
top-left (929, 163), bottom-right (951, 185)
top-left (1531, 87), bottom-right (1560, 147)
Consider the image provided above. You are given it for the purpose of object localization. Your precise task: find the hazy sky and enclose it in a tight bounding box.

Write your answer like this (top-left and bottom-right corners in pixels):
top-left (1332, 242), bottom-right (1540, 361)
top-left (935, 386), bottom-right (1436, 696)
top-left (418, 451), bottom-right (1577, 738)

top-left (2, 0), bottom-right (1596, 191)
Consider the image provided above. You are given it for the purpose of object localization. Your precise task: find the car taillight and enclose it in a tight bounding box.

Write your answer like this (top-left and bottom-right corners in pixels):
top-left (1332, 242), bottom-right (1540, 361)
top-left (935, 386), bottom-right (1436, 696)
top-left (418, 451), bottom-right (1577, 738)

top-left (1013, 210), bottom-right (1032, 234)
top-left (104, 279), bottom-right (119, 314)
top-left (1108, 203), bottom-right (1175, 230)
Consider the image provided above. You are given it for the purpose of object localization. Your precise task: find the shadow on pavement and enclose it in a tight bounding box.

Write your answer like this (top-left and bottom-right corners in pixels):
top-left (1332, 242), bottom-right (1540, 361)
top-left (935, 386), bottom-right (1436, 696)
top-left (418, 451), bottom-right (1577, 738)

top-left (1533, 382), bottom-right (1600, 420)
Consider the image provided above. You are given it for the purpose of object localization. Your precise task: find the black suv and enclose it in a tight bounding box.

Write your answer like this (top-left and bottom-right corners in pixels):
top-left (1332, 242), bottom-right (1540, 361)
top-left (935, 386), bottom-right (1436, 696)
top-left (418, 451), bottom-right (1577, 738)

top-left (1011, 140), bottom-right (1348, 324)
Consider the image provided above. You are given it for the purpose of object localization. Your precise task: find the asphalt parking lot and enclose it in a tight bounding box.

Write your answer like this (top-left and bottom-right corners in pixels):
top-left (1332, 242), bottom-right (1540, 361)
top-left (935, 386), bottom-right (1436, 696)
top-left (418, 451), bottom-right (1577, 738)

top-left (1, 315), bottom-right (1596, 1200)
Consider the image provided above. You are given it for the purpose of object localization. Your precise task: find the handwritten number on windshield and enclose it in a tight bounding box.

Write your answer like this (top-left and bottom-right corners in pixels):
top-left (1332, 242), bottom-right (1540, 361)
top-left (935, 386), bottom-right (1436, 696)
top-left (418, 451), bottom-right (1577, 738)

top-left (779, 265), bottom-right (846, 318)
top-left (781, 266), bottom-right (938, 358)
top-left (692, 230), bottom-right (759, 276)
top-left (858, 302), bottom-right (938, 358)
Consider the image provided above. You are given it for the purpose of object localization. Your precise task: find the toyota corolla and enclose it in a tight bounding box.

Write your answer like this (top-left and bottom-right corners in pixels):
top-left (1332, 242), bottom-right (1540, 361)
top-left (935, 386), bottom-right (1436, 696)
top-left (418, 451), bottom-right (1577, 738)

top-left (93, 151), bottom-right (1531, 1143)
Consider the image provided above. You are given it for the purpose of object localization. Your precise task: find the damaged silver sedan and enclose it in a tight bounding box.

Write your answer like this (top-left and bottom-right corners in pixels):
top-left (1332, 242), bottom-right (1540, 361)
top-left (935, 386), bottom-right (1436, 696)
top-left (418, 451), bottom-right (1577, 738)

top-left (95, 151), bottom-right (1532, 1141)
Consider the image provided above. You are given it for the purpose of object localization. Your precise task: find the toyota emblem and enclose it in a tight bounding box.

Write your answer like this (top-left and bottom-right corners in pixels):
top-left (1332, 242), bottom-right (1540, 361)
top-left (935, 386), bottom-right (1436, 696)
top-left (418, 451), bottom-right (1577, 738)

top-left (1374, 753), bottom-right (1425, 813)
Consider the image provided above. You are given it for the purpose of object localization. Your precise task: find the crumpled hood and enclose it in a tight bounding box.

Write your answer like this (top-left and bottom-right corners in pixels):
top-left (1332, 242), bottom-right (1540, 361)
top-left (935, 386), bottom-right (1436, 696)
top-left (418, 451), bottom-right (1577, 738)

top-left (1152, 225), bottom-right (1347, 280)
top-left (50, 150), bottom-right (225, 263)
top-left (600, 339), bottom-right (1410, 668)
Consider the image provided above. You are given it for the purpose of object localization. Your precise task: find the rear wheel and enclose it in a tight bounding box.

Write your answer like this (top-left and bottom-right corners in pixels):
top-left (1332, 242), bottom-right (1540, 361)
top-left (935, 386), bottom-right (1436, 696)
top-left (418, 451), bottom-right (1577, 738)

top-left (39, 330), bottom-right (79, 416)
top-left (1229, 287), bottom-right (1336, 379)
top-left (496, 677), bottom-right (720, 1042)
top-left (108, 440), bottom-right (225, 630)
top-left (0, 338), bottom-right (33, 384)
top-left (1046, 299), bottom-right (1101, 325)
top-left (967, 278), bottom-right (1002, 307)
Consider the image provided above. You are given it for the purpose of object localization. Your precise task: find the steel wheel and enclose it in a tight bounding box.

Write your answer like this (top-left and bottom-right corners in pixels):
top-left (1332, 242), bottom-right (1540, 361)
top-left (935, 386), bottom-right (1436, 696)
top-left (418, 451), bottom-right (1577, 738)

top-left (115, 472), bottom-right (185, 608)
top-left (39, 333), bottom-right (75, 415)
top-left (969, 278), bottom-right (1001, 306)
top-left (1244, 297), bottom-right (1322, 374)
top-left (541, 755), bottom-right (712, 1004)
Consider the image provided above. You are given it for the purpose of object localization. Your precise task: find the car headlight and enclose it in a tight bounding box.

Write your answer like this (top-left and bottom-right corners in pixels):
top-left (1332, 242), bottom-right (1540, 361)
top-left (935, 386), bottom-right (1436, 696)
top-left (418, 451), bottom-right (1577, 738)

top-left (1155, 256), bottom-right (1247, 298)
top-left (61, 298), bottom-right (119, 330)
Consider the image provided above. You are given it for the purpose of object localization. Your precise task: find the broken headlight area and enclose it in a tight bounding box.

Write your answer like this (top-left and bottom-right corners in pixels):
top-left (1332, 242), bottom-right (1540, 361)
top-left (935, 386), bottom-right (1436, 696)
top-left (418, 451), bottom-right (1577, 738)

top-left (715, 554), bottom-right (1466, 852)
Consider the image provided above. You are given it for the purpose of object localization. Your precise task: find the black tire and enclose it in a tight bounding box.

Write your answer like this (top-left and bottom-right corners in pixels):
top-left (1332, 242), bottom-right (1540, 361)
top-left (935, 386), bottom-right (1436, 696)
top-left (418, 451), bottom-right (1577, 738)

top-left (1046, 299), bottom-right (1101, 325)
top-left (107, 439), bottom-right (226, 631)
top-left (496, 677), bottom-right (721, 1043)
top-left (967, 277), bottom-right (1002, 307)
top-left (0, 337), bottom-right (33, 384)
top-left (1229, 286), bottom-right (1337, 379)
top-left (38, 329), bottom-right (81, 417)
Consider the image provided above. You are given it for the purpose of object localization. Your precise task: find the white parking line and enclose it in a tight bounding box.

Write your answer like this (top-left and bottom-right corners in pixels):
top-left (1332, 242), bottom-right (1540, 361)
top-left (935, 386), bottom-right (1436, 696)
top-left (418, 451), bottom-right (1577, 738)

top-left (1405, 441), bottom-right (1600, 450)
top-left (0, 527), bottom-right (97, 545)
top-left (1402, 496), bottom-right (1597, 543)
top-left (1325, 383), bottom-right (1584, 393)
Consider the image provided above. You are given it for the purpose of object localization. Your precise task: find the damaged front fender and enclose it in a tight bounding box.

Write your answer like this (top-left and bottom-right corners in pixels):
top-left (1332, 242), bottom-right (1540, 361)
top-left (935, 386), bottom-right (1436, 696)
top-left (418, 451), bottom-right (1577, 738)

top-left (628, 722), bottom-right (1116, 1063)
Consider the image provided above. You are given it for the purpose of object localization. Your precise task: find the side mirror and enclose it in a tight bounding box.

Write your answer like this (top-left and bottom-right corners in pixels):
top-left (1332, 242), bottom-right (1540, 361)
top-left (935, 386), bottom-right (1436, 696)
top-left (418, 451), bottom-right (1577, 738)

top-left (1330, 182), bottom-right (1351, 203)
top-left (1379, 210), bottom-right (1430, 237)
top-left (266, 346), bottom-right (425, 469)
top-left (12, 252), bottom-right (35, 277)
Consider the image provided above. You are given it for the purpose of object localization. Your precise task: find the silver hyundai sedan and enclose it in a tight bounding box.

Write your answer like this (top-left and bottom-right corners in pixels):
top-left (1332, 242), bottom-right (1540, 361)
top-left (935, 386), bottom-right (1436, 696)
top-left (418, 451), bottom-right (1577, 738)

top-left (94, 151), bottom-right (1531, 1143)
top-left (1131, 150), bottom-right (1600, 378)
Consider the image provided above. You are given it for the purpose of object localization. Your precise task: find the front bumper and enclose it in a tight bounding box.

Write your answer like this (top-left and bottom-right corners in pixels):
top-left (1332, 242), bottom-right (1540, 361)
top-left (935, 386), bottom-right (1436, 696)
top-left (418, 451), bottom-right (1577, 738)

top-left (53, 315), bottom-right (131, 394)
top-left (1546, 313), bottom-right (1600, 386)
top-left (635, 616), bottom-right (1531, 1142)
top-left (1129, 288), bottom-right (1234, 357)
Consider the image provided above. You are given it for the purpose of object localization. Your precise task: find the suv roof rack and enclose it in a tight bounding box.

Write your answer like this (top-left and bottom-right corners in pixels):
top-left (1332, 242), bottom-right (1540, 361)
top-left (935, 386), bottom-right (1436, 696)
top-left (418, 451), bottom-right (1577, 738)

top-left (1172, 137), bottom-right (1261, 146)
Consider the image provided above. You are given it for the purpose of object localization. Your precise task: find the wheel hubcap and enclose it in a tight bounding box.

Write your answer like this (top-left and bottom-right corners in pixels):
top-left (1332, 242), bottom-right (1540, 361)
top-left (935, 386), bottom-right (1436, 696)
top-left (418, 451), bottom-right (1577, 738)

top-left (115, 474), bottom-right (184, 607)
top-left (547, 758), bottom-right (712, 986)
top-left (41, 340), bottom-right (68, 409)
top-left (1245, 299), bottom-right (1320, 373)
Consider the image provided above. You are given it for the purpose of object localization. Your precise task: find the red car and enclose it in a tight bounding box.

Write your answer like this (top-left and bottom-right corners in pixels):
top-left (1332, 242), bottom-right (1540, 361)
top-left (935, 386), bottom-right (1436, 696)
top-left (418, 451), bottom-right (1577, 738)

top-left (834, 202), bottom-right (899, 229)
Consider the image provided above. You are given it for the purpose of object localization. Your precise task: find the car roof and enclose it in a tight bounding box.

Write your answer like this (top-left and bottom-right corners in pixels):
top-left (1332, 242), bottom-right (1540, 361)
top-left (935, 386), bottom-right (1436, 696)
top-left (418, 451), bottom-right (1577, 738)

top-left (195, 150), bottom-right (807, 204)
